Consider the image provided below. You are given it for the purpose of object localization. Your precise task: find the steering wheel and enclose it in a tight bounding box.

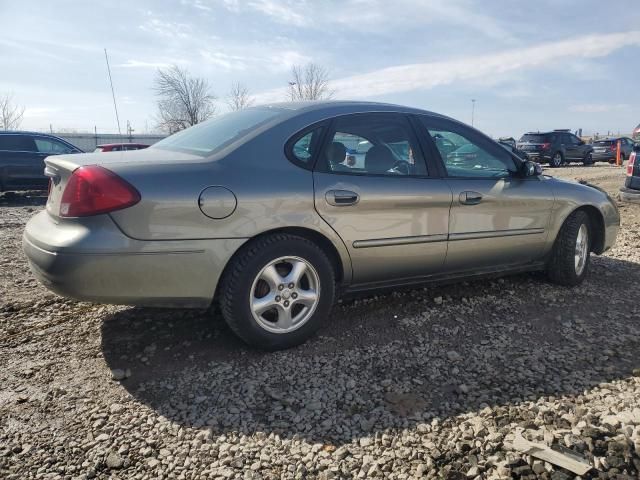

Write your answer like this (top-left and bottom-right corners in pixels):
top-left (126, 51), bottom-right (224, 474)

top-left (392, 160), bottom-right (411, 175)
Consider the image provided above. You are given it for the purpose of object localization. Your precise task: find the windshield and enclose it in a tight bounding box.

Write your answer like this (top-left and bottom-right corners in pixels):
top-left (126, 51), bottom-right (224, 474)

top-left (593, 140), bottom-right (614, 146)
top-left (152, 107), bottom-right (283, 155)
top-left (519, 134), bottom-right (547, 143)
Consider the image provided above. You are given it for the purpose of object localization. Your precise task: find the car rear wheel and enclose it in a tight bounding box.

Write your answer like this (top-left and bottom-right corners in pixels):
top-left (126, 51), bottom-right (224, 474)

top-left (583, 152), bottom-right (594, 166)
top-left (550, 152), bottom-right (563, 168)
top-left (547, 210), bottom-right (591, 286)
top-left (219, 233), bottom-right (336, 350)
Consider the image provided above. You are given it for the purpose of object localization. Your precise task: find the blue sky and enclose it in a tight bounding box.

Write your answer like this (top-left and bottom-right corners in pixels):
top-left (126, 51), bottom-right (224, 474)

top-left (1, 0), bottom-right (639, 137)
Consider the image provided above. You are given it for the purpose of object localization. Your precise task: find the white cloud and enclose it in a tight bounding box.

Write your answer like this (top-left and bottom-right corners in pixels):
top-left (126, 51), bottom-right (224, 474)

top-left (23, 107), bottom-right (58, 118)
top-left (115, 60), bottom-right (174, 69)
top-left (247, 0), bottom-right (307, 26)
top-left (138, 16), bottom-right (192, 40)
top-left (199, 50), bottom-right (250, 71)
top-left (255, 31), bottom-right (640, 103)
top-left (569, 103), bottom-right (629, 113)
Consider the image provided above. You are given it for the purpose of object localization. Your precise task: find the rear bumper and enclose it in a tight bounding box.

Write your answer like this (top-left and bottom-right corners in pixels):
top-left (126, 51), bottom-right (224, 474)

top-left (619, 187), bottom-right (640, 204)
top-left (592, 152), bottom-right (616, 162)
top-left (23, 211), bottom-right (247, 308)
top-left (521, 152), bottom-right (551, 163)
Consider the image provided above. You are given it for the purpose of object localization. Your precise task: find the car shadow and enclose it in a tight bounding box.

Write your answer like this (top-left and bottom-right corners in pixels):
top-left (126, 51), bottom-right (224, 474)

top-left (0, 190), bottom-right (48, 207)
top-left (101, 254), bottom-right (640, 446)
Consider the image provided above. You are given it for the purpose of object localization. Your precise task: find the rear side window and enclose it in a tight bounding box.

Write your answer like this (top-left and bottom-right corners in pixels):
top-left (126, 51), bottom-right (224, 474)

top-left (594, 140), bottom-right (613, 146)
top-left (35, 138), bottom-right (75, 154)
top-left (0, 135), bottom-right (37, 152)
top-left (318, 113), bottom-right (428, 176)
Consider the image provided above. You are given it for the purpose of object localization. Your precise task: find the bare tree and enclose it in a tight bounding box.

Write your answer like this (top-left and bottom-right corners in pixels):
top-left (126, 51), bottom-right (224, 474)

top-left (287, 63), bottom-right (334, 101)
top-left (154, 65), bottom-right (216, 133)
top-left (226, 82), bottom-right (254, 111)
top-left (0, 92), bottom-right (25, 131)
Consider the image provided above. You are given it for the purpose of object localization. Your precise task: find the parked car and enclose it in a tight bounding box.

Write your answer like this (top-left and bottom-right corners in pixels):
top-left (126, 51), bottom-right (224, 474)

top-left (94, 143), bottom-right (149, 152)
top-left (23, 102), bottom-right (619, 350)
top-left (0, 131), bottom-right (82, 191)
top-left (619, 142), bottom-right (640, 202)
top-left (498, 137), bottom-right (516, 148)
top-left (591, 137), bottom-right (635, 164)
top-left (516, 130), bottom-right (594, 167)
top-left (498, 139), bottom-right (529, 160)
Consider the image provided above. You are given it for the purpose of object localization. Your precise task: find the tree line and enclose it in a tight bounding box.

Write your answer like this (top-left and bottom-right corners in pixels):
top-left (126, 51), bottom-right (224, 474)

top-left (155, 62), bottom-right (334, 133)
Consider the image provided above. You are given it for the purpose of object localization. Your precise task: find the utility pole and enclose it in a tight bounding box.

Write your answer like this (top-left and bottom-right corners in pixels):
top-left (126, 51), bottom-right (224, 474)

top-left (471, 99), bottom-right (476, 127)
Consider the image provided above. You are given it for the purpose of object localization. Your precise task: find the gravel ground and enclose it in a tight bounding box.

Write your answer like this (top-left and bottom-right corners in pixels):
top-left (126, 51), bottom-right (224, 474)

top-left (1, 165), bottom-right (639, 480)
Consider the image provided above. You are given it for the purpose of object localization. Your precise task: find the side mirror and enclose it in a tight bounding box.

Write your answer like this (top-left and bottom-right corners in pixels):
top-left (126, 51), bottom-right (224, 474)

top-left (634, 143), bottom-right (640, 152)
top-left (522, 160), bottom-right (543, 177)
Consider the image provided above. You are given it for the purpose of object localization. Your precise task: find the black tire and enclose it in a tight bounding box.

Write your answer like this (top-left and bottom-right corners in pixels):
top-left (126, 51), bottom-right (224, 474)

top-left (550, 151), bottom-right (563, 168)
top-left (582, 152), bottom-right (594, 166)
top-left (219, 233), bottom-right (336, 350)
top-left (547, 210), bottom-right (591, 286)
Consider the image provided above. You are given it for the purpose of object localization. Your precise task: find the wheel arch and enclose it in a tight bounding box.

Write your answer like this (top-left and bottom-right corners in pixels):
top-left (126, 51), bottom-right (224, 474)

top-left (214, 226), bottom-right (350, 300)
top-left (570, 205), bottom-right (605, 254)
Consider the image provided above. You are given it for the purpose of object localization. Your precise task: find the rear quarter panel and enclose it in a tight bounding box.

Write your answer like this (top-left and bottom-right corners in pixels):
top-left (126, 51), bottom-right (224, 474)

top-left (105, 112), bottom-right (354, 283)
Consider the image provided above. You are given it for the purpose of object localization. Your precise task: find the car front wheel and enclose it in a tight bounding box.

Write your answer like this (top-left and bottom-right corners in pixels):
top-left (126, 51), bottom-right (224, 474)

top-left (547, 210), bottom-right (591, 286)
top-left (219, 233), bottom-right (336, 350)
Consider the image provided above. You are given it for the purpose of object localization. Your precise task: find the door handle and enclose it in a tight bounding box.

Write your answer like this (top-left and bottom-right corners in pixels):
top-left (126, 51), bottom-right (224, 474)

top-left (326, 189), bottom-right (359, 206)
top-left (459, 191), bottom-right (483, 205)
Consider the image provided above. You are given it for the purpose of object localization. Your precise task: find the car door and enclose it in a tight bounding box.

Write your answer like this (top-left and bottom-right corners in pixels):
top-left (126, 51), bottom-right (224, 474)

top-left (565, 133), bottom-right (583, 160)
top-left (311, 112), bottom-right (452, 286)
top-left (418, 115), bottom-right (555, 273)
top-left (623, 138), bottom-right (634, 158)
top-left (0, 134), bottom-right (43, 190)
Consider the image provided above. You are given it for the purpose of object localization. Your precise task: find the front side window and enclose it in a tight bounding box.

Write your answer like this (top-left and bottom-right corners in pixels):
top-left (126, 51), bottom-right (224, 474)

top-left (35, 138), bottom-right (74, 154)
top-left (423, 121), bottom-right (517, 178)
top-left (152, 107), bottom-right (283, 155)
top-left (320, 113), bottom-right (427, 176)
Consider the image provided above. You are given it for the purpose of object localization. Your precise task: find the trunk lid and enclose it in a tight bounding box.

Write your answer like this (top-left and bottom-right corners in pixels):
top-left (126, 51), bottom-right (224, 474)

top-left (44, 148), bottom-right (202, 218)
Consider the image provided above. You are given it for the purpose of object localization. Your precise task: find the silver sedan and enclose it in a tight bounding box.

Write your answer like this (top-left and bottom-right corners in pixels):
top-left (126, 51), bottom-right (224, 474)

top-left (23, 101), bottom-right (620, 349)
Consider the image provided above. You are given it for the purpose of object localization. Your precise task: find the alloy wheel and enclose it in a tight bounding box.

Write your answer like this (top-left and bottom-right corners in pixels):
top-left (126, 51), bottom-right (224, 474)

top-left (249, 256), bottom-right (320, 334)
top-left (574, 224), bottom-right (589, 276)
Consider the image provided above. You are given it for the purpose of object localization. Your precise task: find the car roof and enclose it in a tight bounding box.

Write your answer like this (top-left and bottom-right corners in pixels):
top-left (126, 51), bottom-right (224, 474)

top-left (258, 100), bottom-right (447, 118)
top-left (97, 143), bottom-right (148, 147)
top-left (0, 130), bottom-right (68, 140)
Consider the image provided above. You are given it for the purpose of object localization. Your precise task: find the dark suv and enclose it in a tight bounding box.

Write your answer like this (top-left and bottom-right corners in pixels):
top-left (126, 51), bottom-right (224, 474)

top-left (0, 132), bottom-right (82, 191)
top-left (592, 137), bottom-right (635, 164)
top-left (517, 130), bottom-right (594, 167)
top-left (619, 142), bottom-right (640, 203)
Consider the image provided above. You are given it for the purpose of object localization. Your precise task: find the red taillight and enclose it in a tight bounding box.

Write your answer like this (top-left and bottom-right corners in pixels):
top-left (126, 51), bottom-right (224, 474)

top-left (610, 144), bottom-right (617, 152)
top-left (541, 142), bottom-right (551, 150)
top-left (627, 152), bottom-right (636, 177)
top-left (60, 165), bottom-right (140, 217)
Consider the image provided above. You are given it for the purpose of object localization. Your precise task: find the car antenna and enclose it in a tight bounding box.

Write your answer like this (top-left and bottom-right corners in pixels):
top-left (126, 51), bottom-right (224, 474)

top-left (104, 48), bottom-right (122, 136)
